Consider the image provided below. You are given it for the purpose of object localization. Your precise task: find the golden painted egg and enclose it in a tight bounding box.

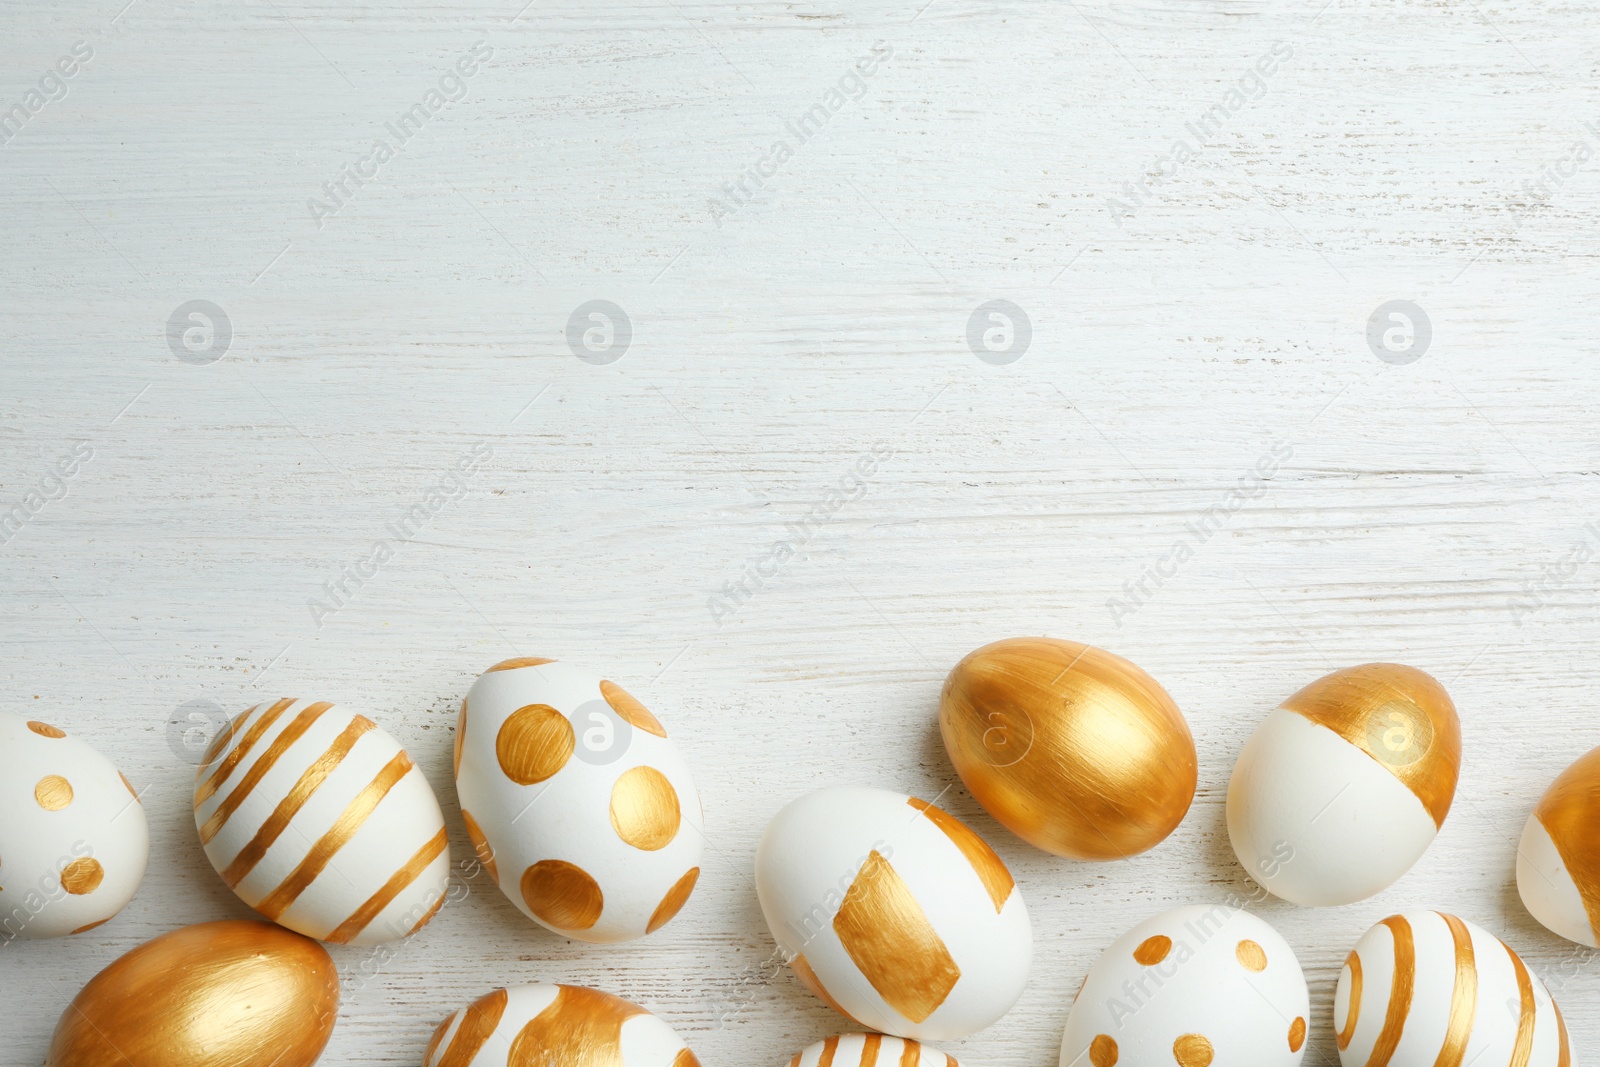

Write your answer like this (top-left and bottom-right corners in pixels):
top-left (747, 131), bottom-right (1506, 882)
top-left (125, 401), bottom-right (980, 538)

top-left (784, 1034), bottom-right (958, 1067)
top-left (1518, 744), bottom-right (1600, 947)
top-left (939, 637), bottom-right (1197, 860)
top-left (425, 984), bottom-right (700, 1067)
top-left (45, 920), bottom-right (339, 1067)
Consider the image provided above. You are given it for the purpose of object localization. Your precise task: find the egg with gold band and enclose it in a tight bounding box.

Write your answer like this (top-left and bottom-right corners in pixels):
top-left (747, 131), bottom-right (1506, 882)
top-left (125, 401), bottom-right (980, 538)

top-left (0, 711), bottom-right (149, 938)
top-left (456, 658), bottom-right (704, 942)
top-left (1518, 744), bottom-right (1600, 947)
top-left (1060, 904), bottom-right (1309, 1067)
top-left (939, 637), bottom-right (1197, 860)
top-left (425, 984), bottom-right (700, 1067)
top-left (1227, 663), bottom-right (1460, 907)
top-left (1335, 911), bottom-right (1571, 1067)
top-left (783, 1034), bottom-right (958, 1067)
top-left (194, 698), bottom-right (451, 945)
top-left (756, 785), bottom-right (1031, 1041)
top-left (45, 920), bottom-right (339, 1067)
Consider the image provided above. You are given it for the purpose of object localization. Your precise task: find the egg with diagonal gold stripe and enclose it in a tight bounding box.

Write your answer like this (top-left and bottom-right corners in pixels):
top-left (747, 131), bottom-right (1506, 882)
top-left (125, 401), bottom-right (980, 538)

top-left (194, 698), bottom-right (451, 946)
top-left (456, 658), bottom-right (704, 942)
top-left (1518, 745), bottom-right (1600, 947)
top-left (783, 1033), bottom-right (958, 1067)
top-left (424, 983), bottom-right (700, 1067)
top-left (1335, 911), bottom-right (1571, 1067)
top-left (756, 785), bottom-right (1031, 1040)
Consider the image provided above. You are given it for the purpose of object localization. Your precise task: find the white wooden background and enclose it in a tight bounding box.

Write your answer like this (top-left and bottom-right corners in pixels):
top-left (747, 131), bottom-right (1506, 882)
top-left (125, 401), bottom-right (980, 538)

top-left (3, 0), bottom-right (1599, 1064)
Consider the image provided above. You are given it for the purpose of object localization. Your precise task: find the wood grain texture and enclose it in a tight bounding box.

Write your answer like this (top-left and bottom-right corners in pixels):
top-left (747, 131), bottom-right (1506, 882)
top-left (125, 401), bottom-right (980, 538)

top-left (2, 0), bottom-right (1599, 1065)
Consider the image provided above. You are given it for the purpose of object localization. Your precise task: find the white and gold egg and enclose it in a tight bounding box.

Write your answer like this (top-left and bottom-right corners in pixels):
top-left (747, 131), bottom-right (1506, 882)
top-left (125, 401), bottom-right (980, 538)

top-left (194, 697), bottom-right (451, 946)
top-left (425, 984), bottom-right (700, 1067)
top-left (455, 657), bottom-right (704, 943)
top-left (1518, 745), bottom-right (1600, 948)
top-left (756, 785), bottom-right (1031, 1041)
top-left (1335, 911), bottom-right (1571, 1067)
top-left (1227, 663), bottom-right (1461, 907)
top-left (784, 1034), bottom-right (957, 1067)
top-left (1061, 904), bottom-right (1309, 1067)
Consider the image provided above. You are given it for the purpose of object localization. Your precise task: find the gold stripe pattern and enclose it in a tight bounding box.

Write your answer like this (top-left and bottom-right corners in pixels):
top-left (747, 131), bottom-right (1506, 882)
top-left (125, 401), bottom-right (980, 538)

top-left (859, 1034), bottom-right (881, 1067)
top-left (906, 797), bottom-right (1014, 913)
top-left (487, 656), bottom-right (555, 672)
top-left (833, 849), bottom-right (961, 1023)
top-left (1505, 941), bottom-right (1537, 1067)
top-left (433, 987), bottom-right (507, 1067)
top-left (506, 984), bottom-right (645, 1067)
top-left (324, 826), bottom-right (447, 944)
top-left (195, 698), bottom-right (294, 807)
top-left (1556, 1000), bottom-right (1571, 1067)
top-left (1434, 913), bottom-right (1477, 1067)
top-left (199, 702), bottom-right (334, 844)
top-left (1337, 950), bottom-right (1363, 1050)
top-left (1368, 915), bottom-right (1416, 1067)
top-left (817, 1037), bottom-right (839, 1067)
top-left (1534, 744), bottom-right (1600, 944)
top-left (899, 1039), bottom-right (922, 1067)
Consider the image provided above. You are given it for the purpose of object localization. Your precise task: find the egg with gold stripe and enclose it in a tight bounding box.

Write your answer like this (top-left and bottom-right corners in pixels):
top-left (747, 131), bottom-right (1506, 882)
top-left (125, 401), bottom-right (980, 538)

top-left (784, 1033), bottom-right (958, 1067)
top-left (1518, 745), bottom-right (1600, 947)
top-left (940, 637), bottom-right (1198, 861)
top-left (0, 710), bottom-right (149, 938)
top-left (456, 658), bottom-right (704, 943)
top-left (1227, 663), bottom-right (1461, 906)
top-left (756, 785), bottom-right (1031, 1041)
top-left (194, 697), bottom-right (451, 945)
top-left (1335, 911), bottom-right (1571, 1067)
top-left (425, 983), bottom-right (700, 1067)
top-left (1061, 904), bottom-right (1309, 1067)
top-left (46, 920), bottom-right (338, 1067)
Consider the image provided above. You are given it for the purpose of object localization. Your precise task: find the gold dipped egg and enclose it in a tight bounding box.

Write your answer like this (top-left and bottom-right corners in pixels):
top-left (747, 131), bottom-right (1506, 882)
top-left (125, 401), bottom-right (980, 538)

top-left (45, 920), bottom-right (339, 1067)
top-left (939, 637), bottom-right (1197, 861)
top-left (1518, 744), bottom-right (1600, 947)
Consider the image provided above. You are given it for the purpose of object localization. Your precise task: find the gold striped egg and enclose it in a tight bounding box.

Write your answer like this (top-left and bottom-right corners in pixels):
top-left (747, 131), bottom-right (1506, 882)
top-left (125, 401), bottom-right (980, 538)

top-left (785, 1034), bottom-right (958, 1067)
top-left (756, 785), bottom-right (1031, 1041)
top-left (455, 657), bottom-right (704, 943)
top-left (1335, 911), bottom-right (1571, 1067)
top-left (1228, 663), bottom-right (1461, 906)
top-left (0, 711), bottom-right (148, 938)
top-left (46, 920), bottom-right (338, 1067)
top-left (194, 697), bottom-right (451, 945)
top-left (1518, 745), bottom-right (1600, 947)
top-left (1060, 904), bottom-right (1309, 1067)
top-left (425, 984), bottom-right (700, 1067)
top-left (940, 638), bottom-right (1197, 861)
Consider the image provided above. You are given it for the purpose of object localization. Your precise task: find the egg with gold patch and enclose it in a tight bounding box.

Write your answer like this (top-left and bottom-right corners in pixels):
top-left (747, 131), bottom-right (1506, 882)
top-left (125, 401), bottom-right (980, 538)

top-left (1335, 911), bottom-right (1570, 1067)
top-left (456, 658), bottom-right (704, 943)
top-left (784, 1034), bottom-right (958, 1067)
top-left (0, 711), bottom-right (149, 938)
top-left (195, 698), bottom-right (451, 945)
top-left (756, 785), bottom-right (1031, 1041)
top-left (940, 637), bottom-right (1197, 861)
top-left (1518, 744), bottom-right (1600, 947)
top-left (1061, 904), bottom-right (1309, 1067)
top-left (45, 920), bottom-right (339, 1067)
top-left (1227, 663), bottom-right (1461, 907)
top-left (425, 984), bottom-right (700, 1067)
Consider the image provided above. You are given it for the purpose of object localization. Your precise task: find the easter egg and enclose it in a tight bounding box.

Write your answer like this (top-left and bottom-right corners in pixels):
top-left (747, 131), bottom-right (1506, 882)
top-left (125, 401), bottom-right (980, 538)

top-left (45, 920), bottom-right (338, 1067)
top-left (425, 984), bottom-right (699, 1067)
top-left (194, 697), bottom-right (451, 945)
top-left (1227, 663), bottom-right (1461, 906)
top-left (756, 785), bottom-right (1031, 1041)
top-left (940, 637), bottom-right (1197, 861)
top-left (1518, 744), bottom-right (1600, 947)
top-left (1335, 911), bottom-right (1570, 1067)
top-left (0, 711), bottom-right (148, 938)
top-left (456, 657), bottom-right (703, 943)
top-left (784, 1034), bottom-right (957, 1067)
top-left (1060, 904), bottom-right (1309, 1067)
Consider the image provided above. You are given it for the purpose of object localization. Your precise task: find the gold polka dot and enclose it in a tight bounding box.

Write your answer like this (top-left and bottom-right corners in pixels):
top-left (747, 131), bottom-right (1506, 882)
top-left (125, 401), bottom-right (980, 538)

top-left (27, 721), bottom-right (65, 738)
top-left (609, 766), bottom-right (681, 851)
top-left (454, 696), bottom-right (468, 778)
top-left (1236, 939), bottom-right (1267, 972)
top-left (1134, 934), bottom-right (1173, 965)
top-left (61, 858), bottom-right (104, 895)
top-left (647, 867), bottom-right (700, 934)
top-left (1173, 1035), bottom-right (1213, 1067)
top-left (1090, 1035), bottom-right (1118, 1067)
top-left (521, 859), bottom-right (603, 930)
top-left (35, 775), bottom-right (73, 810)
top-left (462, 809), bottom-right (499, 882)
top-left (599, 679), bottom-right (668, 738)
top-left (672, 1050), bottom-right (700, 1067)
top-left (486, 656), bottom-right (555, 672)
top-left (495, 704), bottom-right (574, 785)
top-left (71, 918), bottom-right (111, 935)
top-left (1289, 1016), bottom-right (1306, 1052)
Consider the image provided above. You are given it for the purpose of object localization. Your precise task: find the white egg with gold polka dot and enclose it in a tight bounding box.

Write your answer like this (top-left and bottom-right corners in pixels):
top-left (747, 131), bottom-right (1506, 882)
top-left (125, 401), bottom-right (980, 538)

top-left (1334, 911), bottom-right (1571, 1067)
top-left (455, 658), bottom-right (704, 943)
top-left (784, 1034), bottom-right (958, 1067)
top-left (194, 697), bottom-right (451, 946)
top-left (756, 785), bottom-right (1031, 1041)
top-left (1061, 904), bottom-right (1309, 1067)
top-left (0, 711), bottom-right (149, 938)
top-left (425, 983), bottom-right (700, 1067)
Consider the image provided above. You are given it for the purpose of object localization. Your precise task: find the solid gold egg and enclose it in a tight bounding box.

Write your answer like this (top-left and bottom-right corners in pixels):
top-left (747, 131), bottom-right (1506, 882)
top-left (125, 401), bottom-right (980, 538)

top-left (939, 637), bottom-right (1196, 860)
top-left (45, 920), bottom-right (339, 1067)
